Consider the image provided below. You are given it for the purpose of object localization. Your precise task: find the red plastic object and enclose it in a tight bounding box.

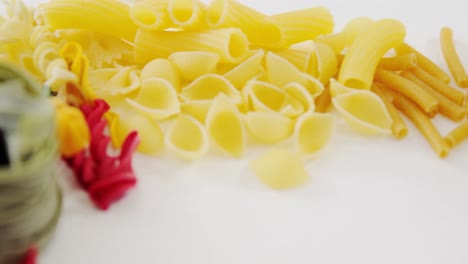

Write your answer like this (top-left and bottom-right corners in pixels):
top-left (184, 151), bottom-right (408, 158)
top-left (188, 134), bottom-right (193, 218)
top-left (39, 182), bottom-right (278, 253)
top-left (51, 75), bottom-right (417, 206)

top-left (21, 247), bottom-right (37, 264)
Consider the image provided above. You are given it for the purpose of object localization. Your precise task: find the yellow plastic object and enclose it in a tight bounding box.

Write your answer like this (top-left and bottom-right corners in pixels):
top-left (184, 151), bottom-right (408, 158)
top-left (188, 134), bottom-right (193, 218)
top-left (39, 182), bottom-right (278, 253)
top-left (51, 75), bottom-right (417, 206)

top-left (205, 94), bottom-right (246, 157)
top-left (244, 112), bottom-right (293, 144)
top-left (166, 114), bottom-right (209, 160)
top-left (180, 100), bottom-right (212, 123)
top-left (180, 74), bottom-right (241, 104)
top-left (168, 51), bottom-right (220, 81)
top-left (294, 112), bottom-right (334, 156)
top-left (250, 148), bottom-right (309, 190)
top-left (126, 77), bottom-right (180, 120)
top-left (332, 91), bottom-right (393, 135)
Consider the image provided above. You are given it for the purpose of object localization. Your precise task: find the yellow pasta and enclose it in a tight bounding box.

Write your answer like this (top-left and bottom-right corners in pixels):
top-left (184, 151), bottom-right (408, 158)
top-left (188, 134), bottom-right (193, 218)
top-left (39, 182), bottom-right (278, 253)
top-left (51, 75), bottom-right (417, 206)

top-left (134, 28), bottom-right (249, 65)
top-left (294, 112), bottom-right (334, 156)
top-left (168, 0), bottom-right (207, 29)
top-left (314, 84), bottom-right (331, 113)
top-left (374, 68), bottom-right (438, 116)
top-left (400, 71), bottom-right (465, 122)
top-left (166, 114), bottom-right (209, 160)
top-left (283, 82), bottom-right (315, 113)
top-left (315, 32), bottom-right (347, 54)
top-left (371, 83), bottom-right (408, 139)
top-left (444, 120), bottom-right (468, 148)
top-left (126, 77), bottom-right (180, 120)
top-left (180, 100), bottom-right (212, 123)
top-left (329, 78), bottom-right (355, 97)
top-left (314, 42), bottom-right (338, 84)
top-left (271, 46), bottom-right (314, 74)
top-left (130, 0), bottom-right (170, 30)
top-left (339, 19), bottom-right (406, 89)
top-left (223, 49), bottom-right (264, 89)
top-left (385, 88), bottom-right (449, 158)
top-left (250, 148), bottom-right (309, 190)
top-left (378, 53), bottom-right (417, 71)
top-left (440, 27), bottom-right (468, 88)
top-left (268, 7), bottom-right (334, 48)
top-left (36, 0), bottom-right (138, 41)
top-left (332, 90), bottom-right (393, 135)
top-left (244, 112), bottom-right (293, 144)
top-left (205, 94), bottom-right (246, 158)
top-left (409, 67), bottom-right (465, 105)
top-left (140, 58), bottom-right (180, 91)
top-left (394, 43), bottom-right (451, 84)
top-left (169, 51), bottom-right (219, 81)
top-left (32, 37), bottom-right (59, 75)
top-left (342, 17), bottom-right (374, 46)
top-left (90, 66), bottom-right (141, 96)
top-left (180, 74), bottom-right (242, 104)
top-left (206, 0), bottom-right (276, 46)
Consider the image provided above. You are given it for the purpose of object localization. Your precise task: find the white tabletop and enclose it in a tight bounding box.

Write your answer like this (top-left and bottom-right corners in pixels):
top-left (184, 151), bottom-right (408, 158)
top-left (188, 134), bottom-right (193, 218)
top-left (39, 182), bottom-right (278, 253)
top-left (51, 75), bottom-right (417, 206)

top-left (19, 0), bottom-right (468, 263)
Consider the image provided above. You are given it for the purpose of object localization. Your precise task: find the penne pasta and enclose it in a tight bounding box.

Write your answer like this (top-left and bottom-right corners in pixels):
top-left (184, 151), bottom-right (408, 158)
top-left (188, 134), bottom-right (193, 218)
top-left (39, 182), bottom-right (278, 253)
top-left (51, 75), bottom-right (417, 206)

top-left (294, 112), bottom-right (334, 156)
top-left (409, 67), bottom-right (465, 105)
top-left (268, 7), bottom-right (334, 48)
top-left (394, 42), bottom-right (451, 84)
top-left (378, 53), bottom-right (417, 71)
top-left (444, 120), bottom-right (468, 148)
top-left (315, 84), bottom-right (331, 113)
top-left (440, 27), bottom-right (468, 88)
top-left (169, 51), bottom-right (219, 82)
top-left (374, 68), bottom-right (438, 116)
top-left (244, 112), bottom-right (293, 144)
top-left (140, 58), bottom-right (180, 91)
top-left (36, 0), bottom-right (138, 41)
top-left (400, 71), bottom-right (465, 122)
top-left (224, 50), bottom-right (264, 89)
top-left (134, 28), bottom-right (249, 64)
top-left (130, 0), bottom-right (170, 30)
top-left (339, 19), bottom-right (406, 89)
top-left (383, 88), bottom-right (449, 158)
top-left (315, 32), bottom-right (348, 54)
top-left (168, 0), bottom-right (207, 29)
top-left (372, 83), bottom-right (408, 138)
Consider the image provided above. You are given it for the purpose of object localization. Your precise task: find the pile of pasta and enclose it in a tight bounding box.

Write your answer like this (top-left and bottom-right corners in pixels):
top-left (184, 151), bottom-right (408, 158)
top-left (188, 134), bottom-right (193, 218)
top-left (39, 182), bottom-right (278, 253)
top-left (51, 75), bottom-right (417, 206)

top-left (1, 0), bottom-right (468, 189)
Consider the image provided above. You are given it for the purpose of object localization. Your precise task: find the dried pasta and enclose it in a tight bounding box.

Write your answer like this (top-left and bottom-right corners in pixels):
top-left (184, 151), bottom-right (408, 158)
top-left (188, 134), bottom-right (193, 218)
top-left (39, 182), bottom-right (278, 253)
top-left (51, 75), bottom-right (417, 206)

top-left (244, 112), bottom-right (293, 144)
top-left (283, 82), bottom-right (315, 113)
top-left (180, 74), bottom-right (242, 104)
top-left (329, 78), bottom-right (355, 97)
top-left (315, 32), bottom-right (347, 54)
top-left (271, 47), bottom-right (314, 74)
top-left (90, 66), bottom-right (140, 96)
top-left (180, 100), bottom-right (212, 123)
top-left (444, 120), bottom-right (468, 148)
top-left (130, 0), bottom-right (170, 30)
top-left (378, 53), bottom-right (417, 71)
top-left (314, 42), bottom-right (338, 84)
top-left (168, 0), bottom-right (207, 29)
top-left (134, 28), bottom-right (249, 64)
top-left (140, 58), bottom-right (180, 91)
top-left (440, 27), bottom-right (468, 88)
top-left (169, 51), bottom-right (219, 81)
top-left (314, 84), bottom-right (331, 113)
top-left (342, 17), bottom-right (374, 46)
top-left (339, 19), bottom-right (406, 89)
top-left (223, 50), bottom-right (264, 89)
top-left (294, 112), bottom-right (334, 156)
top-left (166, 114), bottom-right (209, 160)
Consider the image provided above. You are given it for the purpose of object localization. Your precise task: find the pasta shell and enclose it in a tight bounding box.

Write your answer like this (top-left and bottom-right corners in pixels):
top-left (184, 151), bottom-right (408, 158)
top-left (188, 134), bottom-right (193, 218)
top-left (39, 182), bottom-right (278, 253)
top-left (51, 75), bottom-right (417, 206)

top-left (126, 77), bottom-right (180, 120)
top-left (332, 91), bottom-right (393, 135)
top-left (244, 80), bottom-right (288, 113)
top-left (224, 50), bottom-right (264, 89)
top-left (265, 51), bottom-right (304, 88)
top-left (314, 42), bottom-right (338, 84)
top-left (89, 66), bottom-right (141, 96)
top-left (329, 78), bottom-right (356, 97)
top-left (169, 51), bottom-right (220, 81)
top-left (284, 82), bottom-right (315, 113)
top-left (140, 58), bottom-right (180, 91)
top-left (245, 112), bottom-right (294, 144)
top-left (166, 114), bottom-right (209, 161)
top-left (294, 112), bottom-right (334, 156)
top-left (180, 100), bottom-right (212, 123)
top-left (180, 74), bottom-right (242, 104)
top-left (206, 94), bottom-right (246, 157)
top-left (250, 148), bottom-right (309, 190)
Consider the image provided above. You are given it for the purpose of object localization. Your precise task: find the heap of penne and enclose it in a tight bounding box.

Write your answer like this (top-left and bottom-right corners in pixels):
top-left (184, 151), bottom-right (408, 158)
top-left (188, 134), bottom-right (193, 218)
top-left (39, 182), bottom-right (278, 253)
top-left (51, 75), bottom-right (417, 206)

top-left (1, 0), bottom-right (468, 187)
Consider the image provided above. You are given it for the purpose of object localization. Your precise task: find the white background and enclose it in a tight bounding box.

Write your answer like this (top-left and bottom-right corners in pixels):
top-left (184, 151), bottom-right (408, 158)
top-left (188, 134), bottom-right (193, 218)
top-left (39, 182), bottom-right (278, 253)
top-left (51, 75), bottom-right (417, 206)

top-left (20, 0), bottom-right (468, 263)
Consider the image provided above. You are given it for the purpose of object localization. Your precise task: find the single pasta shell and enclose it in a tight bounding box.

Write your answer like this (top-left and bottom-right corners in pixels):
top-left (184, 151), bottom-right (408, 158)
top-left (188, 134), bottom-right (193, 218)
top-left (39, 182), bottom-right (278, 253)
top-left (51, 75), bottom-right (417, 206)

top-left (205, 94), bottom-right (246, 157)
top-left (168, 51), bottom-right (220, 81)
top-left (224, 49), bottom-right (264, 89)
top-left (244, 80), bottom-right (289, 113)
top-left (294, 112), bottom-right (334, 156)
top-left (89, 66), bottom-right (140, 96)
top-left (265, 51), bottom-right (304, 88)
top-left (250, 148), bottom-right (310, 190)
top-left (280, 95), bottom-right (305, 118)
top-left (140, 58), bottom-right (180, 91)
top-left (166, 114), bottom-right (209, 161)
top-left (180, 100), bottom-right (212, 123)
top-left (180, 74), bottom-right (242, 104)
top-left (329, 78), bottom-right (356, 97)
top-left (332, 91), bottom-right (393, 135)
top-left (245, 111), bottom-right (294, 144)
top-left (126, 77), bottom-right (180, 120)
top-left (284, 82), bottom-right (316, 113)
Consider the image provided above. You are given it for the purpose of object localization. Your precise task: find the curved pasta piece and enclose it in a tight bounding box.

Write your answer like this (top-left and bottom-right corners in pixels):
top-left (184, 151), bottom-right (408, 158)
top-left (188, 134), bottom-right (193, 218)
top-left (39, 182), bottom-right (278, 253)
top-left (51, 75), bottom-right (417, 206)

top-left (205, 94), bottom-right (246, 157)
top-left (245, 111), bottom-right (293, 144)
top-left (339, 19), bottom-right (406, 89)
top-left (315, 32), bottom-right (347, 54)
top-left (294, 112), bottom-right (334, 156)
top-left (440, 27), bottom-right (468, 87)
top-left (32, 40), bottom-right (60, 75)
top-left (180, 100), bottom-right (212, 123)
top-left (169, 51), bottom-right (219, 81)
top-left (314, 42), bottom-right (337, 84)
top-left (332, 91), bottom-right (393, 135)
top-left (180, 74), bottom-right (242, 104)
top-left (224, 49), bottom-right (264, 89)
top-left (140, 58), bottom-right (180, 91)
top-left (284, 82), bottom-right (315, 113)
top-left (130, 0), bottom-right (170, 30)
top-left (97, 66), bottom-right (140, 96)
top-left (168, 0), bottom-right (207, 29)
top-left (244, 80), bottom-right (288, 113)
top-left (271, 47), bottom-right (314, 73)
top-left (135, 28), bottom-right (249, 64)
top-left (329, 78), bottom-right (355, 97)
top-left (126, 77), bottom-right (180, 120)
top-left (250, 148), bottom-right (309, 190)
top-left (166, 114), bottom-right (209, 160)
top-left (342, 17), bottom-right (374, 46)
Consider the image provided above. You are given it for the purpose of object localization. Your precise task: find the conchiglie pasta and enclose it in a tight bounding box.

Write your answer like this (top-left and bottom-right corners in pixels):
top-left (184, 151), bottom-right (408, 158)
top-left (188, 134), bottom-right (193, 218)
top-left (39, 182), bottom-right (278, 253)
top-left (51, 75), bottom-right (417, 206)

top-left (166, 114), bottom-right (209, 160)
top-left (90, 66), bottom-right (140, 96)
top-left (168, 0), bottom-right (207, 29)
top-left (224, 49), bottom-right (264, 89)
top-left (205, 94), bottom-right (246, 157)
top-left (180, 100), bottom-right (212, 123)
top-left (294, 112), bottom-right (334, 156)
top-left (169, 51), bottom-right (219, 81)
top-left (244, 80), bottom-right (288, 113)
top-left (140, 58), bottom-right (180, 91)
top-left (180, 74), bottom-right (241, 103)
top-left (329, 78), bottom-right (355, 97)
top-left (245, 111), bottom-right (293, 144)
top-left (332, 91), bottom-right (393, 135)
top-left (283, 82), bottom-right (315, 113)
top-left (126, 77), bottom-right (180, 120)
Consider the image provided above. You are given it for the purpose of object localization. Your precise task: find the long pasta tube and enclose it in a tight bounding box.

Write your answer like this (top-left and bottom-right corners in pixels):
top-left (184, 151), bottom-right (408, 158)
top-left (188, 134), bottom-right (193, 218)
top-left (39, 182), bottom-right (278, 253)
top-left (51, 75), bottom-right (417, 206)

top-left (444, 120), bottom-right (468, 148)
top-left (440, 27), bottom-right (468, 88)
top-left (401, 71), bottom-right (465, 122)
top-left (372, 84), bottom-right (408, 139)
top-left (374, 68), bottom-right (438, 116)
top-left (338, 19), bottom-right (406, 89)
top-left (394, 43), bottom-right (451, 84)
top-left (130, 0), bottom-right (171, 30)
top-left (378, 53), bottom-right (417, 71)
top-left (168, 0), bottom-right (207, 29)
